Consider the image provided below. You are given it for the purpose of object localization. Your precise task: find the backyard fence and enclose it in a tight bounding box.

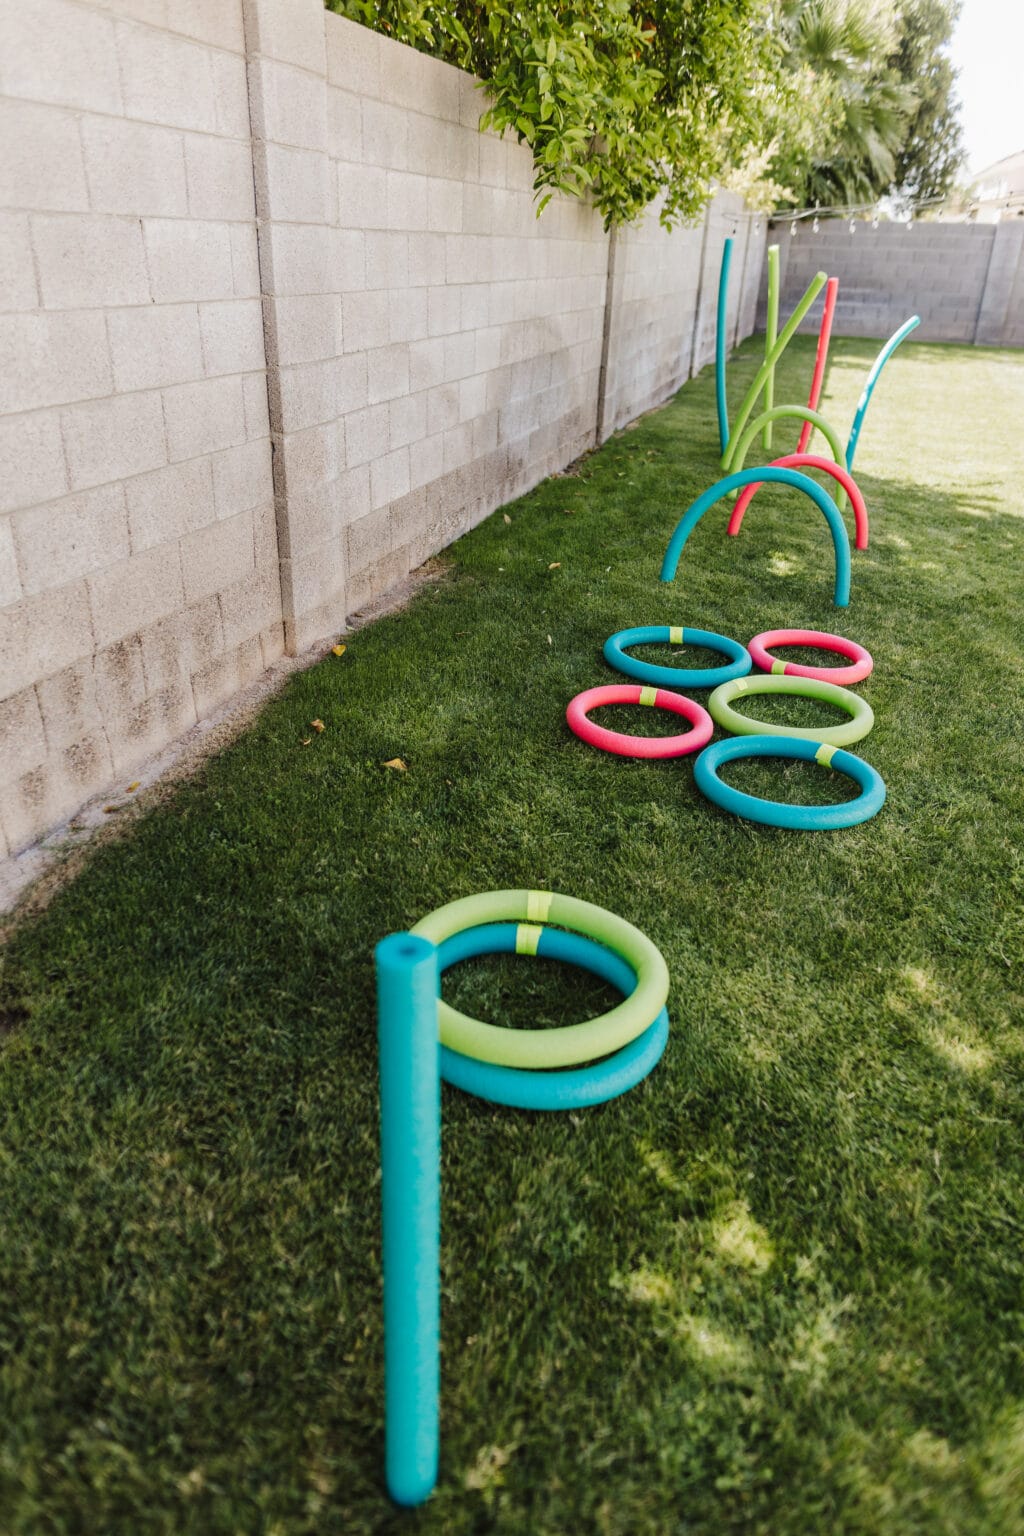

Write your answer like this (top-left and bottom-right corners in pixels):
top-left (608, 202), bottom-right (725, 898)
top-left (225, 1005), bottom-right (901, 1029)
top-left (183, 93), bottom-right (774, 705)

top-left (757, 216), bottom-right (1024, 347)
top-left (0, 0), bottom-right (767, 862)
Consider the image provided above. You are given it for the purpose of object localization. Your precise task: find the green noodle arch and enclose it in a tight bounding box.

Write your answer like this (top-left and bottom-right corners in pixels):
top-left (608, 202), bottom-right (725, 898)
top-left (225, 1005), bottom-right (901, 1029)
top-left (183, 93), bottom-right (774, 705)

top-left (726, 404), bottom-right (846, 479)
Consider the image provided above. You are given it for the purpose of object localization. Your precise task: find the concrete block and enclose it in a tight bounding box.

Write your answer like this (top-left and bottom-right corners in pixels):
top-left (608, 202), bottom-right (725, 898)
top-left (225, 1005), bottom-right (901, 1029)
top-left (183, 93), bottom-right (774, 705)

top-left (163, 375), bottom-right (248, 461)
top-left (180, 508), bottom-right (255, 603)
top-left (0, 312), bottom-right (111, 417)
top-left (63, 392), bottom-right (167, 492)
top-left (0, 411), bottom-right (68, 516)
top-left (34, 655), bottom-right (99, 751)
top-left (13, 483), bottom-right (129, 597)
top-left (87, 543), bottom-right (184, 648)
top-left (265, 223), bottom-right (333, 297)
top-left (278, 546), bottom-right (346, 650)
top-left (381, 41), bottom-right (460, 121)
top-left (185, 135), bottom-right (256, 221)
top-left (0, 581), bottom-right (93, 702)
top-left (137, 594), bottom-right (223, 694)
top-left (342, 289), bottom-right (389, 353)
top-left (218, 561), bottom-right (279, 650)
top-left (201, 298), bottom-right (266, 376)
top-left (0, 684), bottom-right (45, 782)
top-left (325, 11), bottom-right (380, 96)
top-left (365, 231), bottom-right (410, 291)
top-left (211, 47), bottom-right (252, 139)
top-left (33, 213), bottom-right (149, 309)
top-left (0, 215), bottom-right (39, 310)
top-left (81, 116), bottom-right (188, 218)
top-left (370, 445), bottom-right (410, 510)
top-left (117, 20), bottom-right (219, 132)
top-left (126, 455), bottom-right (216, 551)
top-left (427, 176), bottom-right (462, 234)
top-left (386, 171), bottom-right (428, 232)
top-left (244, 0), bottom-right (325, 74)
top-left (279, 422), bottom-right (341, 494)
top-left (442, 421), bottom-right (473, 474)
top-left (107, 303), bottom-right (204, 392)
top-left (110, 680), bottom-right (196, 774)
top-left (275, 357), bottom-right (336, 432)
top-left (144, 218), bottom-right (235, 303)
top-left (407, 231), bottom-right (447, 288)
top-left (408, 336), bottom-right (445, 391)
top-left (426, 382), bottom-right (459, 436)
top-left (344, 402), bottom-right (389, 468)
top-left (388, 287), bottom-right (429, 346)
top-left (346, 505), bottom-right (393, 575)
top-left (278, 482), bottom-right (344, 553)
top-left (427, 286), bottom-right (461, 337)
top-left (345, 546), bottom-right (408, 616)
top-left (230, 225), bottom-right (262, 298)
top-left (191, 632), bottom-right (264, 716)
top-left (273, 293), bottom-right (340, 366)
top-left (409, 431), bottom-right (443, 491)
top-left (174, 0), bottom-right (246, 52)
top-left (242, 372), bottom-right (272, 440)
top-left (388, 392), bottom-right (427, 450)
top-left (0, 519), bottom-right (20, 609)
top-left (212, 438), bottom-right (274, 518)
top-left (443, 331), bottom-right (475, 383)
top-left (332, 228), bottom-right (366, 291)
top-left (1, 0), bottom-right (122, 115)
top-left (327, 86), bottom-right (362, 159)
top-left (335, 352), bottom-right (368, 416)
top-left (367, 343), bottom-right (410, 405)
top-left (259, 142), bottom-right (330, 224)
top-left (0, 101), bottom-right (88, 214)
top-left (337, 161), bottom-right (387, 230)
top-left (2, 742), bottom-right (105, 853)
top-left (92, 634), bottom-right (148, 729)
top-left (251, 56), bottom-right (326, 152)
top-left (361, 98), bottom-right (409, 172)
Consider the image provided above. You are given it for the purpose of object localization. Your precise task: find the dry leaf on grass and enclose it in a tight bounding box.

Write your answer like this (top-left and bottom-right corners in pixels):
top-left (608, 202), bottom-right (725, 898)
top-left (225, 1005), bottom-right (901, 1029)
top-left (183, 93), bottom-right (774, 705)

top-left (383, 758), bottom-right (408, 772)
top-left (548, 562), bottom-right (561, 569)
top-left (503, 513), bottom-right (512, 524)
top-left (300, 737), bottom-right (313, 746)
top-left (126, 782), bottom-right (140, 793)
top-left (331, 644), bottom-right (346, 656)
top-left (310, 719), bottom-right (325, 733)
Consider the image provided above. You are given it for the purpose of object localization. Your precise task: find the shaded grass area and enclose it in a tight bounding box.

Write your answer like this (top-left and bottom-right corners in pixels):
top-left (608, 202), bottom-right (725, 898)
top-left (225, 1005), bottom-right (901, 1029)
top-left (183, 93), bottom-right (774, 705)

top-left (1, 337), bottom-right (1023, 1535)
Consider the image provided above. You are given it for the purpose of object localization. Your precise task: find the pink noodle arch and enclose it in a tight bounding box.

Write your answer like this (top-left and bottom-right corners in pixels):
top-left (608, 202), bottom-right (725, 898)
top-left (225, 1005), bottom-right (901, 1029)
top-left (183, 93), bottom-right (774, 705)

top-left (726, 453), bottom-right (869, 549)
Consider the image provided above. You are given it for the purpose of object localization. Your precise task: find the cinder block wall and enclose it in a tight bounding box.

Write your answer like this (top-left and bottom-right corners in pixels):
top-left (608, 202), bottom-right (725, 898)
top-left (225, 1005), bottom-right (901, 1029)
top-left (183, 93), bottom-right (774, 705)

top-left (755, 218), bottom-right (1023, 346)
top-left (1, 0), bottom-right (767, 863)
top-left (0, 0), bottom-right (279, 860)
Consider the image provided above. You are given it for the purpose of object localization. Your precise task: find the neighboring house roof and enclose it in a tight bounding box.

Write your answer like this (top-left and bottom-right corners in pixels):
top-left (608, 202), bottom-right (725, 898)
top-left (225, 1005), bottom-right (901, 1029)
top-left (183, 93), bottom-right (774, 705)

top-left (970, 149), bottom-right (1024, 219)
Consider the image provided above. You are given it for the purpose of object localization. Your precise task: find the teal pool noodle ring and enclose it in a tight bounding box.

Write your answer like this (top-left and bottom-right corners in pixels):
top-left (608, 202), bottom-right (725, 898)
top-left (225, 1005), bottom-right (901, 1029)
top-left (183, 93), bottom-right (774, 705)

top-left (845, 316), bottom-right (920, 471)
top-left (376, 932), bottom-right (441, 1507)
top-left (716, 237), bottom-right (732, 454)
top-left (659, 466), bottom-right (852, 607)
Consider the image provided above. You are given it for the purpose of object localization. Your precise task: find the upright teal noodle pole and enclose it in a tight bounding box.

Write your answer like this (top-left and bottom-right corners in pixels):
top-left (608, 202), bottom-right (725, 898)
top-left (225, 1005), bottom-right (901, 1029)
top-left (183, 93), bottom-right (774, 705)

top-left (376, 932), bottom-right (440, 1507)
top-left (715, 237), bottom-right (732, 454)
top-left (845, 315), bottom-right (920, 471)
top-left (762, 244), bottom-right (779, 451)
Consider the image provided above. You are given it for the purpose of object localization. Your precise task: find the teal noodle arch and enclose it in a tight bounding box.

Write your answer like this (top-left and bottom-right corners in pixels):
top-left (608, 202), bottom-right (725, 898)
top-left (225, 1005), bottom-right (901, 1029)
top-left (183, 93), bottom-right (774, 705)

top-left (659, 465), bottom-right (852, 607)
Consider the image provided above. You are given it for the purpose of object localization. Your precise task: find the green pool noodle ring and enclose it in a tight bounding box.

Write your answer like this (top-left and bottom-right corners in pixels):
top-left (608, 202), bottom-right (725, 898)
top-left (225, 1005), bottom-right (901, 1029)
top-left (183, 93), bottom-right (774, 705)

top-left (411, 890), bottom-right (670, 1069)
top-left (722, 270), bottom-right (827, 470)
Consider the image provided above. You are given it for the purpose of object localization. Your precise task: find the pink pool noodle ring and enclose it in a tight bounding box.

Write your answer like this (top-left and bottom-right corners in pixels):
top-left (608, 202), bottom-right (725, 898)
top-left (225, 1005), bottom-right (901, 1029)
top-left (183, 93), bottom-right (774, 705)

top-left (747, 629), bottom-right (873, 686)
top-left (566, 684), bottom-right (713, 759)
top-left (796, 276), bottom-right (839, 454)
top-left (726, 453), bottom-right (869, 549)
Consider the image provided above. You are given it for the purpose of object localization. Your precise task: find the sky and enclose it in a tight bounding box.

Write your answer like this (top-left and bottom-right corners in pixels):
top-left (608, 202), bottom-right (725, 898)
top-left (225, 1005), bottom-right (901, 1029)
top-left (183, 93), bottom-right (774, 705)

top-left (948, 0), bottom-right (1024, 175)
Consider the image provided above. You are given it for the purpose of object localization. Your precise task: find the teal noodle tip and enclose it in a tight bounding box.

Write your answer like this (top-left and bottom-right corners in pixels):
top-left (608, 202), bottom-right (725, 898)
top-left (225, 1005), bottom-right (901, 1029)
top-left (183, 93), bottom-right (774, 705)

top-left (845, 315), bottom-right (921, 471)
top-left (693, 734), bottom-right (886, 830)
top-left (659, 466), bottom-right (852, 607)
top-left (715, 237), bottom-right (732, 455)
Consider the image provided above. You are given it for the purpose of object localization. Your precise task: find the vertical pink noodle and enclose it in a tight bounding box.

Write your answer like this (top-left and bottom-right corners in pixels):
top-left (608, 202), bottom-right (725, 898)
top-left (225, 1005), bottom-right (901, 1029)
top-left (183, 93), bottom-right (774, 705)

top-left (796, 277), bottom-right (839, 454)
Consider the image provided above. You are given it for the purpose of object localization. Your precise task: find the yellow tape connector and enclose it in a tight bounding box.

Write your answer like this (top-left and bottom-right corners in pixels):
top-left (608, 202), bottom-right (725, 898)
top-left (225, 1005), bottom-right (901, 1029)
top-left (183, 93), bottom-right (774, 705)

top-left (771, 659), bottom-right (786, 675)
top-left (515, 923), bottom-right (543, 956)
top-left (669, 626), bottom-right (684, 645)
top-left (527, 890), bottom-right (553, 922)
top-left (639, 686), bottom-right (658, 706)
top-left (815, 743), bottom-right (837, 767)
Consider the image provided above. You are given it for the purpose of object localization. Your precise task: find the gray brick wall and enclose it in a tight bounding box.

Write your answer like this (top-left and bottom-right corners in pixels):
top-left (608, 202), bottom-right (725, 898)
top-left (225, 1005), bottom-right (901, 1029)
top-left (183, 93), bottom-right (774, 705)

top-left (755, 217), bottom-right (1022, 347)
top-left (1, 0), bottom-right (766, 863)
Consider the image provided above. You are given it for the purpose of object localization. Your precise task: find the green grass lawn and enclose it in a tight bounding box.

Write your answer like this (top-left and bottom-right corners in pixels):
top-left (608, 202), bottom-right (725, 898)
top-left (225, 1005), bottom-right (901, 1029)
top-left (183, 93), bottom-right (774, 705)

top-left (1, 336), bottom-right (1022, 1536)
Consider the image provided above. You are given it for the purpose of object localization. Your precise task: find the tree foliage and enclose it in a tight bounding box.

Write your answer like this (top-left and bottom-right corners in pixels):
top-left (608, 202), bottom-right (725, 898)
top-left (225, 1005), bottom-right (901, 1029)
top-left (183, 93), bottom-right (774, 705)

top-left (888, 0), bottom-right (964, 203)
top-left (326, 0), bottom-right (783, 226)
